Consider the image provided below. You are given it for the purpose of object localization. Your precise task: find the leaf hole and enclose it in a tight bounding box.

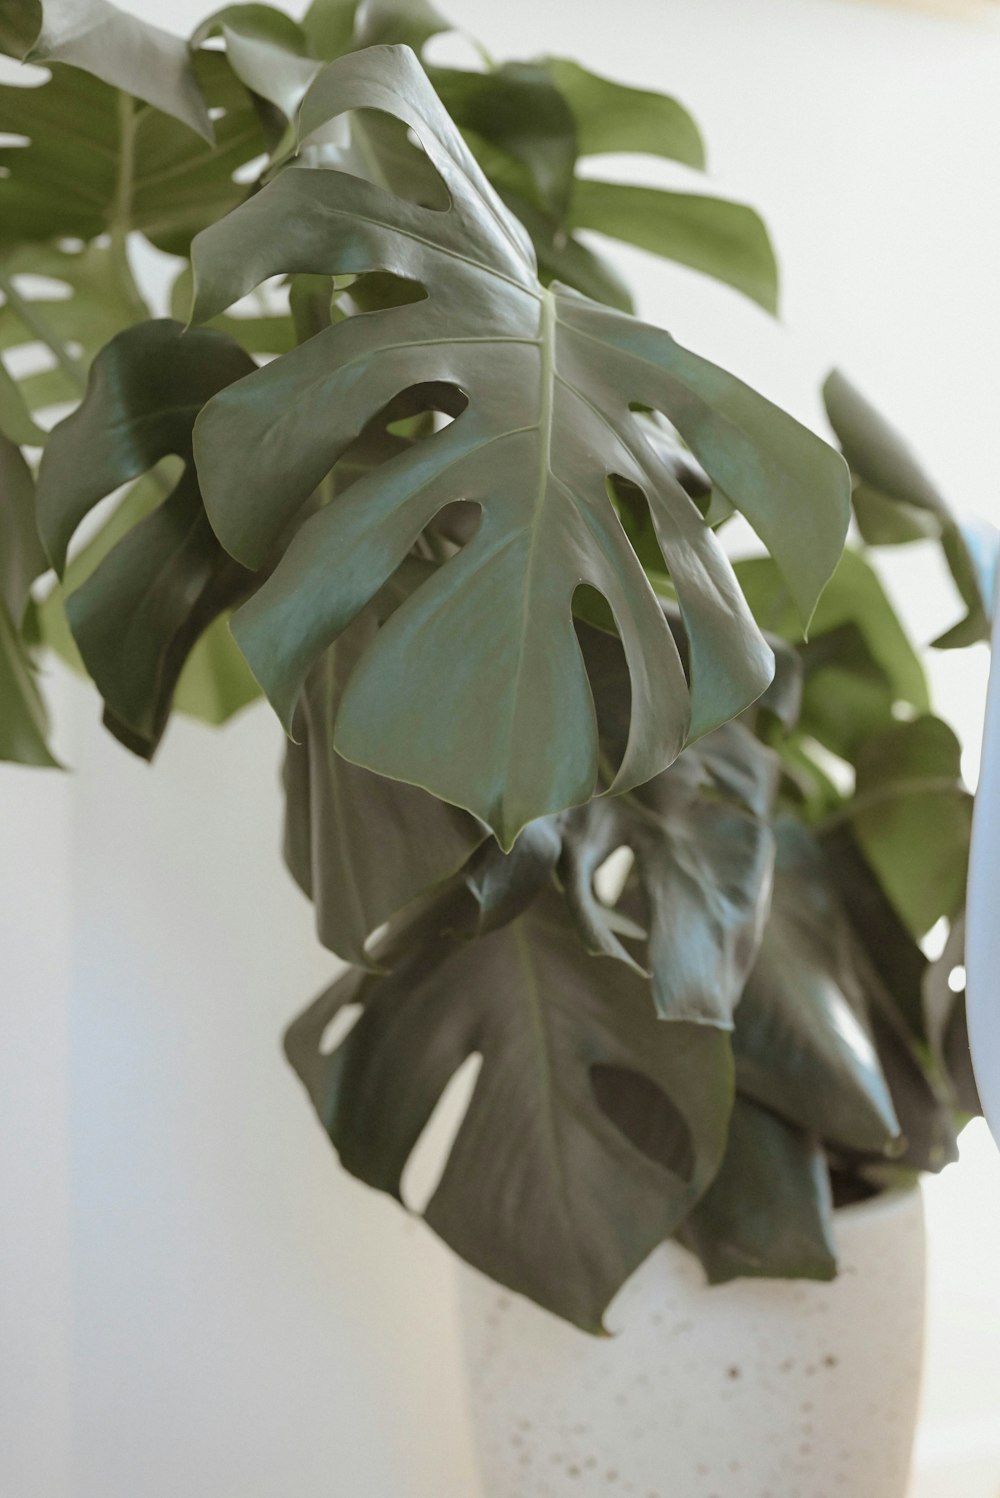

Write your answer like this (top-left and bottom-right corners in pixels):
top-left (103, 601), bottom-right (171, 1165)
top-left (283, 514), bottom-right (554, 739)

top-left (343, 109), bottom-right (451, 211)
top-left (401, 1052), bottom-right (483, 1214)
top-left (232, 152), bottom-right (269, 185)
top-left (338, 270), bottom-right (428, 316)
top-left (593, 846), bottom-right (635, 906)
top-left (947, 964), bottom-right (966, 995)
top-left (590, 1064), bottom-right (695, 1181)
top-left (0, 132), bottom-right (29, 150)
top-left (6, 272), bottom-right (72, 301)
top-left (319, 1001), bottom-right (363, 1056)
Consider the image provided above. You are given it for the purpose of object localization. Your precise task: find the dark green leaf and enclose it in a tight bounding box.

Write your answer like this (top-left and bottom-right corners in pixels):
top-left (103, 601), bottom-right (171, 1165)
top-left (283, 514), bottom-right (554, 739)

top-left (35, 320), bottom-right (257, 754)
top-left (0, 0), bottom-right (213, 139)
top-left (0, 595), bottom-right (59, 766)
top-left (433, 63), bottom-right (577, 221)
top-left (568, 180), bottom-right (779, 314)
top-left (302, 0), bottom-right (359, 59)
top-left (544, 58), bottom-right (705, 169)
top-left (734, 821), bottom-right (901, 1155)
top-left (681, 1098), bottom-right (836, 1284)
top-left (285, 888), bottom-right (733, 1330)
top-left (560, 721), bottom-right (777, 1026)
top-left (0, 432), bottom-right (45, 622)
top-left (190, 46), bottom-right (847, 846)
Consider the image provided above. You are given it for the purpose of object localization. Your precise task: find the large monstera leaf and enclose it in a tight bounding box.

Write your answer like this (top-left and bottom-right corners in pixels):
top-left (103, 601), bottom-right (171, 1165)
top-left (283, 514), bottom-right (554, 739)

top-left (35, 320), bottom-right (257, 755)
top-left (190, 44), bottom-right (849, 846)
top-left (285, 887), bottom-right (733, 1330)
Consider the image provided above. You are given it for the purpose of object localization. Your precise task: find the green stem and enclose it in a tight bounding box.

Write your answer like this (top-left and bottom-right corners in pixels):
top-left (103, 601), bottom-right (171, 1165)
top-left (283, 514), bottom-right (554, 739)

top-left (816, 775), bottom-right (964, 834)
top-left (110, 92), bottom-right (148, 321)
top-left (0, 272), bottom-right (87, 395)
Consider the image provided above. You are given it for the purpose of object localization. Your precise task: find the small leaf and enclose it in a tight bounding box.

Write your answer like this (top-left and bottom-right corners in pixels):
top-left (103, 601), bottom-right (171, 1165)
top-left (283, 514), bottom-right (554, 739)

top-left (285, 888), bottom-right (733, 1331)
top-left (568, 180), bottom-right (779, 314)
top-left (35, 320), bottom-right (257, 754)
top-left (194, 7), bottom-right (319, 120)
top-left (545, 58), bottom-right (705, 170)
top-left (851, 716), bottom-right (972, 937)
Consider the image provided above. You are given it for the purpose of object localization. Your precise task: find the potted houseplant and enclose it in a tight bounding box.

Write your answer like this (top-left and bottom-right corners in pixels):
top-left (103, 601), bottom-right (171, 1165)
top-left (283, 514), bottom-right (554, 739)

top-left (0, 1), bottom-right (989, 1493)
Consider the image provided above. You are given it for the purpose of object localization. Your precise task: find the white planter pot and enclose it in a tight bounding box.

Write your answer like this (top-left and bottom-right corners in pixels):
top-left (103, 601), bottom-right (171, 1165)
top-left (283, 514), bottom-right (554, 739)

top-left (459, 1185), bottom-right (926, 1498)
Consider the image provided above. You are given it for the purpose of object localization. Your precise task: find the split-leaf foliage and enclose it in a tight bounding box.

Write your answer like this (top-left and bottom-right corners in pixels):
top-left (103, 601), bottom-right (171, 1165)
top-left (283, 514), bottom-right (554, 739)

top-left (0, 0), bottom-right (983, 1328)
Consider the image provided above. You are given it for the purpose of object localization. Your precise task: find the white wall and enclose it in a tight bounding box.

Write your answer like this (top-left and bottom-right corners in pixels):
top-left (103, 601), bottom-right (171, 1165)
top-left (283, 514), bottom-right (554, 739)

top-left (4, 2), bottom-right (1000, 1495)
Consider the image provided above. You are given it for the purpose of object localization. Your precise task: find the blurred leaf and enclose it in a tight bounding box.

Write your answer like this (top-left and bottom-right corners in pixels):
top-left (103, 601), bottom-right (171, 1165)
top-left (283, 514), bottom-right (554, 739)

top-left (734, 821), bottom-right (901, 1155)
top-left (0, 0), bottom-right (213, 139)
top-left (545, 58), bottom-right (704, 169)
top-left (285, 887), bottom-right (733, 1331)
top-left (736, 548), bottom-right (929, 713)
top-left (0, 595), bottom-right (58, 766)
top-left (851, 716), bottom-right (971, 936)
top-left (681, 1098), bottom-right (836, 1284)
top-left (823, 370), bottom-right (997, 649)
top-left (0, 432), bottom-right (45, 622)
top-left (568, 180), bottom-right (779, 313)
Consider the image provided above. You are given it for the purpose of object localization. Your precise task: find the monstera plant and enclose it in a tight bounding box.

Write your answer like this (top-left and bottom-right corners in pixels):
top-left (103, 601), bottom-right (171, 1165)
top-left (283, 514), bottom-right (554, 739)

top-left (0, 0), bottom-right (989, 1332)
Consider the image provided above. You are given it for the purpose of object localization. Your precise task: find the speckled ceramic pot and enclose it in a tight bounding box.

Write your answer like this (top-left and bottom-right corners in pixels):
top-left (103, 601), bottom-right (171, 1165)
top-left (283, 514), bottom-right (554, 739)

top-left (459, 1186), bottom-right (926, 1498)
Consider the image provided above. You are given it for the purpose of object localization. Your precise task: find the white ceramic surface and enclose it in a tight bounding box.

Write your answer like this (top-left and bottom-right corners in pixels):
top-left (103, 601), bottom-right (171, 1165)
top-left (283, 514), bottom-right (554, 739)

top-left (460, 1187), bottom-right (927, 1498)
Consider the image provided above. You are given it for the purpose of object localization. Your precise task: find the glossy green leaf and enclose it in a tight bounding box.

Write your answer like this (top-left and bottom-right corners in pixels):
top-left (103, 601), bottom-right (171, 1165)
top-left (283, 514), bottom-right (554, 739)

top-left (190, 45), bottom-right (847, 846)
top-left (850, 716), bottom-right (972, 936)
top-left (681, 1098), bottom-right (836, 1284)
top-left (560, 720), bottom-right (777, 1026)
top-left (35, 320), bottom-right (257, 755)
top-left (545, 58), bottom-right (705, 169)
top-left (0, 0), bottom-right (213, 139)
top-left (734, 821), bottom-right (901, 1155)
top-left (285, 888), bottom-right (733, 1330)
top-left (568, 180), bottom-right (779, 314)
top-left (283, 567), bottom-right (485, 965)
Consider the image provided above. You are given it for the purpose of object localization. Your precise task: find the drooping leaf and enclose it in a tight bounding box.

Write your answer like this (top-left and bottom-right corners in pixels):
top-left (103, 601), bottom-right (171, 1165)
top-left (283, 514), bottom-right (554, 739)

top-left (681, 1097), bottom-right (836, 1284)
top-left (0, 0), bottom-right (213, 140)
top-left (559, 719), bottom-right (778, 1026)
top-left (283, 564), bottom-right (485, 965)
top-left (193, 7), bottom-right (319, 121)
top-left (543, 58), bottom-right (705, 170)
top-left (34, 320), bottom-right (258, 755)
top-left (568, 181), bottom-right (779, 314)
top-left (734, 821), bottom-right (901, 1155)
top-left (823, 370), bottom-right (998, 649)
top-left (190, 45), bottom-right (848, 847)
top-left (285, 887), bottom-right (733, 1330)
top-left (850, 715), bottom-right (972, 937)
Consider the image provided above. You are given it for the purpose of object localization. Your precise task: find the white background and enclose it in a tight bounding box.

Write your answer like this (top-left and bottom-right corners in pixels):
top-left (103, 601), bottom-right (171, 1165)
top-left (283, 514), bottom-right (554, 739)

top-left (3, 1), bottom-right (1000, 1494)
